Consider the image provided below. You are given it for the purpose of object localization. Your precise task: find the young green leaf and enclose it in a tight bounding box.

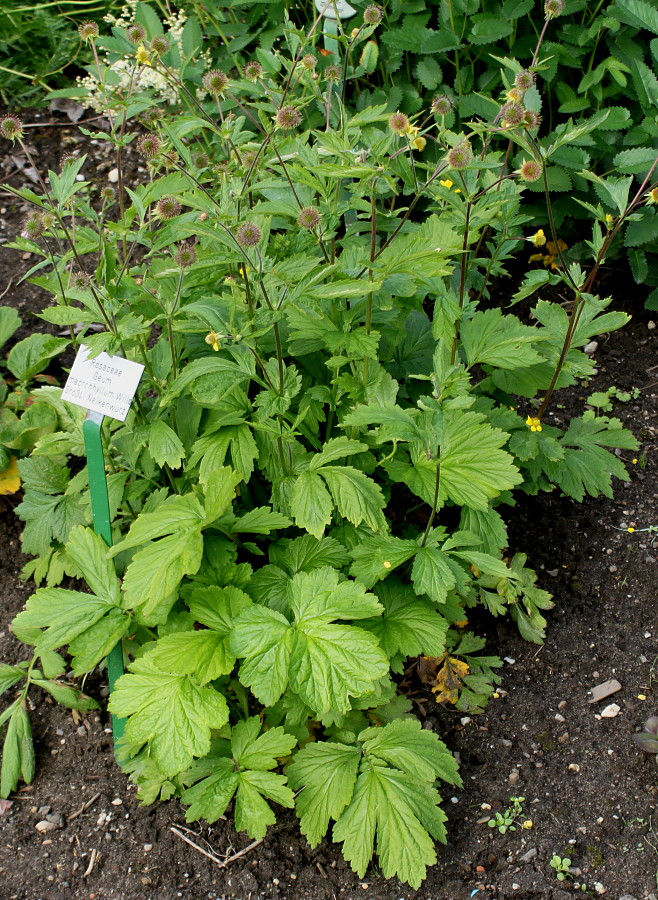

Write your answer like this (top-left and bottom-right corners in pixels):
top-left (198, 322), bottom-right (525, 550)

top-left (149, 420), bottom-right (186, 469)
top-left (182, 717), bottom-right (296, 837)
top-left (147, 585), bottom-right (252, 682)
top-left (231, 568), bottom-right (388, 716)
top-left (109, 655), bottom-right (229, 778)
top-left (287, 742), bottom-right (361, 845)
top-left (359, 581), bottom-right (449, 659)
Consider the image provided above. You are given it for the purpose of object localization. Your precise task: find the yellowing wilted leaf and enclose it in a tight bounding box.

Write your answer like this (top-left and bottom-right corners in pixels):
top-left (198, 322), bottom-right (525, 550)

top-left (0, 456), bottom-right (20, 495)
top-left (430, 656), bottom-right (470, 704)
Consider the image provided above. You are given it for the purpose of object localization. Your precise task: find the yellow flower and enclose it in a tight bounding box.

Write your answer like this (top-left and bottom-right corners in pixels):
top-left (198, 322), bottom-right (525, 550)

top-left (440, 179), bottom-right (454, 188)
top-left (627, 526), bottom-right (635, 533)
top-left (528, 229), bottom-right (546, 248)
top-left (646, 186), bottom-right (658, 205)
top-left (604, 213), bottom-right (614, 228)
top-left (383, 560), bottom-right (392, 569)
top-left (506, 87), bottom-right (523, 103)
top-left (525, 415), bottom-right (542, 433)
top-left (405, 123), bottom-right (419, 137)
top-left (205, 329), bottom-right (222, 351)
top-left (632, 458), bottom-right (638, 464)
top-left (412, 135), bottom-right (427, 151)
top-left (522, 820), bottom-right (533, 829)
top-left (136, 45), bottom-right (151, 66)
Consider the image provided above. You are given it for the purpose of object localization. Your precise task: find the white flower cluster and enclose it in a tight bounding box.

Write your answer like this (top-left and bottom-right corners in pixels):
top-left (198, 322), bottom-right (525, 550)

top-left (77, 59), bottom-right (178, 112)
top-left (103, 0), bottom-right (138, 28)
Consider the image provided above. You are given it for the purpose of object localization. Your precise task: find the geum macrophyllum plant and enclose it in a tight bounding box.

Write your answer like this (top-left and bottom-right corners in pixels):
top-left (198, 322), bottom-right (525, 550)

top-left (0, 1), bottom-right (640, 888)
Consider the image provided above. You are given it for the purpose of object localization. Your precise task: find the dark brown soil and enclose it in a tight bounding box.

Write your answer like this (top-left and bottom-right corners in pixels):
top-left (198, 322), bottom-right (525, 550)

top-left (0, 110), bottom-right (657, 900)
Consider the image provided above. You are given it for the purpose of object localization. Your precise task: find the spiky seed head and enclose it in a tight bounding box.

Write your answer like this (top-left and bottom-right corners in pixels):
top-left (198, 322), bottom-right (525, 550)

top-left (500, 101), bottom-right (526, 127)
top-left (235, 222), bottom-right (261, 247)
top-left (363, 4), bottom-right (383, 25)
top-left (191, 149), bottom-right (209, 168)
top-left (137, 133), bottom-right (162, 159)
top-left (517, 159), bottom-right (543, 182)
top-left (78, 21), bottom-right (99, 41)
top-left (523, 109), bottom-right (542, 130)
top-left (155, 196), bottom-right (181, 219)
top-left (243, 60), bottom-right (263, 82)
top-left (446, 141), bottom-right (472, 170)
top-left (21, 213), bottom-right (45, 240)
top-left (59, 152), bottom-right (77, 168)
top-left (297, 206), bottom-right (321, 229)
top-left (100, 185), bottom-right (116, 203)
top-left (40, 212), bottom-right (56, 230)
top-left (544, 0), bottom-right (565, 17)
top-left (389, 111), bottom-right (410, 135)
top-left (275, 105), bottom-right (302, 130)
top-left (150, 36), bottom-right (169, 55)
top-left (431, 94), bottom-right (452, 116)
top-left (72, 271), bottom-right (91, 290)
top-left (0, 116), bottom-right (23, 142)
top-left (301, 54), bottom-right (317, 70)
top-left (324, 65), bottom-right (342, 82)
top-left (203, 69), bottom-right (228, 95)
top-left (174, 243), bottom-right (197, 268)
top-left (126, 23), bottom-right (147, 44)
top-left (515, 69), bottom-right (535, 91)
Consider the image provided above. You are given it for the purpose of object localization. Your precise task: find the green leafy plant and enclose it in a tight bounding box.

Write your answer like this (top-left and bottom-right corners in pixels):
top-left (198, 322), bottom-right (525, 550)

top-left (487, 795), bottom-right (529, 833)
top-left (550, 853), bottom-right (573, 880)
top-left (0, 0), bottom-right (641, 888)
top-left (0, 307), bottom-right (65, 487)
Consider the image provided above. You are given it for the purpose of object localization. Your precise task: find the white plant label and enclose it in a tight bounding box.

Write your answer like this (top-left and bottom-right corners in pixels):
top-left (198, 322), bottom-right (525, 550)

top-left (62, 346), bottom-right (145, 422)
top-left (315, 0), bottom-right (357, 19)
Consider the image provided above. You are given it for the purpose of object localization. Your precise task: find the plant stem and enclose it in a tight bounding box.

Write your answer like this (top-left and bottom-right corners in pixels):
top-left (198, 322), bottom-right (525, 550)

top-left (421, 456), bottom-right (441, 547)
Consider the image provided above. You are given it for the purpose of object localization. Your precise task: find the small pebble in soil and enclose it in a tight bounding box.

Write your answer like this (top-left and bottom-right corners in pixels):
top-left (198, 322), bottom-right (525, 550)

top-left (143, 844), bottom-right (153, 852)
top-left (600, 703), bottom-right (621, 718)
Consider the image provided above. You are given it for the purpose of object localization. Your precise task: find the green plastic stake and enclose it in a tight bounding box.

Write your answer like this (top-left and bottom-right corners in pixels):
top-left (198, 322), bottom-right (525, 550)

top-left (83, 409), bottom-right (125, 749)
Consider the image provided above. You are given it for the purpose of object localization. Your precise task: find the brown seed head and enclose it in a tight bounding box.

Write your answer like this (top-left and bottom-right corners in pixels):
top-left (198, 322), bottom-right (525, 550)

top-left (515, 70), bottom-right (535, 91)
top-left (0, 116), bottom-right (23, 142)
top-left (431, 94), bottom-right (452, 116)
top-left (155, 196), bottom-right (182, 219)
top-left (78, 21), bottom-right (99, 41)
top-left (150, 36), bottom-right (170, 56)
top-left (301, 54), bottom-right (317, 70)
top-left (137, 134), bottom-right (162, 159)
top-left (21, 212), bottom-right (45, 240)
top-left (500, 101), bottom-right (526, 127)
top-left (363, 4), bottom-right (383, 25)
top-left (275, 106), bottom-right (302, 130)
top-left (446, 141), bottom-right (472, 170)
top-left (389, 111), bottom-right (410, 135)
top-left (174, 243), bottom-right (197, 268)
top-left (243, 60), bottom-right (263, 82)
top-left (297, 207), bottom-right (321, 229)
top-left (203, 69), bottom-right (229, 96)
top-left (522, 109), bottom-right (542, 130)
top-left (235, 222), bottom-right (262, 247)
top-left (544, 0), bottom-right (565, 17)
top-left (126, 23), bottom-right (146, 44)
top-left (518, 160), bottom-right (543, 182)
top-left (324, 65), bottom-right (342, 82)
